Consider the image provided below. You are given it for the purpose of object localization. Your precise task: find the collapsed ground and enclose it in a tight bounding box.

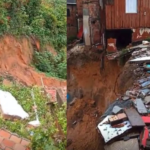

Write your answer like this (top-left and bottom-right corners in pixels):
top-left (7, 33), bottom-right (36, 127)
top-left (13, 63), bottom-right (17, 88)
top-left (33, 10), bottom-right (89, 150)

top-left (67, 53), bottom-right (137, 150)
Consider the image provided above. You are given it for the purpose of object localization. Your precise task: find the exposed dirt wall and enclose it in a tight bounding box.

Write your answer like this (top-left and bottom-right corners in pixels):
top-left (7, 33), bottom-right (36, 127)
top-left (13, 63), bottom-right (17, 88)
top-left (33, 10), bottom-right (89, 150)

top-left (67, 57), bottom-right (136, 150)
top-left (0, 36), bottom-right (66, 87)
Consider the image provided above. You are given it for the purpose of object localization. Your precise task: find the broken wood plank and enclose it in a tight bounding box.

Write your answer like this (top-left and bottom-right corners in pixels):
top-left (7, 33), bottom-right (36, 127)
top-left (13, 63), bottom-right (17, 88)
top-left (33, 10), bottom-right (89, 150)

top-left (124, 107), bottom-right (145, 127)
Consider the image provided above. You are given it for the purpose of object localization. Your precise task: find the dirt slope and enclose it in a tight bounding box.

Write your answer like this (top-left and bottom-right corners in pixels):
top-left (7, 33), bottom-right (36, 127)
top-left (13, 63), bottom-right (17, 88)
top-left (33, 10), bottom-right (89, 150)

top-left (67, 57), bottom-right (135, 150)
top-left (0, 36), bottom-right (66, 87)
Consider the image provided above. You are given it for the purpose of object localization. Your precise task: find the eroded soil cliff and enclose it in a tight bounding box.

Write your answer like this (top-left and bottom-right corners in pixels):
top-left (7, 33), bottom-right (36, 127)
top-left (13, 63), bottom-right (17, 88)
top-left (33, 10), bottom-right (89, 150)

top-left (67, 56), bottom-right (136, 150)
top-left (0, 36), bottom-right (66, 87)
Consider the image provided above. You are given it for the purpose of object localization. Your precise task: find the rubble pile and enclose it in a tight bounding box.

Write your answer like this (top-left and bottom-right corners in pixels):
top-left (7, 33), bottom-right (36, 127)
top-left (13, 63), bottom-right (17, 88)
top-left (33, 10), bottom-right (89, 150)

top-left (106, 41), bottom-right (150, 60)
top-left (98, 41), bottom-right (150, 150)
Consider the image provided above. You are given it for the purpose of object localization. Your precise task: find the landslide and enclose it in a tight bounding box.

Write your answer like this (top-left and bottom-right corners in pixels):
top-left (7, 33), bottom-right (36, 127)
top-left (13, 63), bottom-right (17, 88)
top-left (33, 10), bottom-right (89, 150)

top-left (0, 36), bottom-right (66, 87)
top-left (67, 56), bottom-right (136, 150)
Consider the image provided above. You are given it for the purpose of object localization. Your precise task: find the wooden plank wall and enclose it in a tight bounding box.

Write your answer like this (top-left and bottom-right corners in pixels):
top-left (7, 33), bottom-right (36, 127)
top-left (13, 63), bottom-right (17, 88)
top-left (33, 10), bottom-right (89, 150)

top-left (140, 0), bottom-right (150, 27)
top-left (105, 0), bottom-right (150, 29)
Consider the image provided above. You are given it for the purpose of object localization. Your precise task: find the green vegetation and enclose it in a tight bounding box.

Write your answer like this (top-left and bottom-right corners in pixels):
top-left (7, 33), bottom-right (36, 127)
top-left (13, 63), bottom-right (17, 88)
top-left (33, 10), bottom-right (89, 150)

top-left (146, 37), bottom-right (150, 42)
top-left (0, 0), bottom-right (67, 79)
top-left (118, 48), bottom-right (129, 66)
top-left (34, 50), bottom-right (67, 79)
top-left (0, 85), bottom-right (67, 150)
top-left (0, 0), bottom-right (66, 48)
top-left (0, 1), bottom-right (67, 149)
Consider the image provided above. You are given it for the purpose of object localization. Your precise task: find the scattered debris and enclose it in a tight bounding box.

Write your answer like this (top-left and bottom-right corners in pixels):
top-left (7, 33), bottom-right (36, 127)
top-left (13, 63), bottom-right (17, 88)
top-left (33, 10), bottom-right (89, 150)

top-left (69, 97), bottom-right (77, 106)
top-left (122, 96), bottom-right (130, 101)
top-left (145, 138), bottom-right (150, 149)
top-left (124, 108), bottom-right (145, 127)
top-left (143, 41), bottom-right (150, 45)
top-left (112, 106), bottom-right (123, 114)
top-left (108, 113), bottom-right (127, 125)
top-left (130, 57), bottom-right (150, 63)
top-left (97, 115), bottom-right (131, 143)
top-left (142, 116), bottom-right (150, 124)
top-left (107, 41), bottom-right (150, 60)
top-left (144, 96), bottom-right (150, 105)
top-left (67, 44), bottom-right (85, 59)
top-left (107, 38), bottom-right (117, 53)
top-left (106, 52), bottom-right (120, 60)
top-left (140, 126), bottom-right (149, 148)
top-left (134, 98), bottom-right (147, 114)
top-left (101, 100), bottom-right (133, 119)
top-left (72, 121), bottom-right (77, 125)
top-left (28, 120), bottom-right (40, 128)
top-left (98, 42), bottom-right (150, 149)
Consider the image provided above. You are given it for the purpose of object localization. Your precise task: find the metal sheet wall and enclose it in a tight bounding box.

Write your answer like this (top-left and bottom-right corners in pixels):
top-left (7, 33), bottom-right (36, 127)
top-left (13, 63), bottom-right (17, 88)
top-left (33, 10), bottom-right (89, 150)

top-left (105, 0), bottom-right (150, 29)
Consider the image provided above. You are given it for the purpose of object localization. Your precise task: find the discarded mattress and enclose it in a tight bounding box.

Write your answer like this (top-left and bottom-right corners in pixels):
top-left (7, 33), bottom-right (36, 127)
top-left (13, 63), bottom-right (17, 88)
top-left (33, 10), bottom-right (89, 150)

top-left (0, 90), bottom-right (29, 119)
top-left (97, 115), bottom-right (132, 143)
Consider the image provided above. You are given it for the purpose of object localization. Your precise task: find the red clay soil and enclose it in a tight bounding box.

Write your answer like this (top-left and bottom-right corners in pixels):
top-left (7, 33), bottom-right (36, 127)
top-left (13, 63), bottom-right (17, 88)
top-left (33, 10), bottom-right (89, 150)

top-left (67, 58), bottom-right (136, 150)
top-left (0, 36), bottom-right (66, 88)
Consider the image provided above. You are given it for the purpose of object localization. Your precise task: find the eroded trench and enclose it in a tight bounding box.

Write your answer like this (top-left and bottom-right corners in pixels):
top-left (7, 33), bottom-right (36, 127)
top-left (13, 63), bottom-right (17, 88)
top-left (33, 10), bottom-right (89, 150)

top-left (67, 53), bottom-right (137, 150)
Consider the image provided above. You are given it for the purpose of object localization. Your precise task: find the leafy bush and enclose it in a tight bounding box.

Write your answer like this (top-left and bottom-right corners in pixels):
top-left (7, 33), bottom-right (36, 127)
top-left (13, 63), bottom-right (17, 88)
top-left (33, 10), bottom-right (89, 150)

top-left (0, 0), bottom-right (66, 49)
top-left (34, 50), bottom-right (67, 79)
top-left (0, 85), bottom-right (67, 150)
top-left (0, 0), bottom-right (66, 79)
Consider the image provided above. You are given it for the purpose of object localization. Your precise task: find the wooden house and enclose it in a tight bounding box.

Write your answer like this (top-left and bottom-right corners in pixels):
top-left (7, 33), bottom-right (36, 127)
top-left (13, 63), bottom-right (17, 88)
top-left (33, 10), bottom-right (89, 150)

top-left (67, 0), bottom-right (83, 39)
top-left (67, 0), bottom-right (77, 38)
top-left (83, 0), bottom-right (150, 52)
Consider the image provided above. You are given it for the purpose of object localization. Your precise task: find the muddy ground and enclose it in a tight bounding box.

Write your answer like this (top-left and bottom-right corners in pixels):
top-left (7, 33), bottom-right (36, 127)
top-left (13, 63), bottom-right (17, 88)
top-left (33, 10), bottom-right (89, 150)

top-left (67, 55), bottom-right (137, 150)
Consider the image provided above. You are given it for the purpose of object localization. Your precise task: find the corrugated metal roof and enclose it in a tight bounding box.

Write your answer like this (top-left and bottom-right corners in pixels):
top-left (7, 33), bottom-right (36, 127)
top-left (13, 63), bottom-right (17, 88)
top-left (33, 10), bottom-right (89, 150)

top-left (67, 0), bottom-right (76, 4)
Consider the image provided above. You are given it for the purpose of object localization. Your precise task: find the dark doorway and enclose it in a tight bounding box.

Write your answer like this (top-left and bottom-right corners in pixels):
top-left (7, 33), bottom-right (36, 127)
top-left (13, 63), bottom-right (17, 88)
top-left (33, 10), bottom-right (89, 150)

top-left (67, 9), bottom-right (70, 17)
top-left (106, 29), bottom-right (132, 49)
